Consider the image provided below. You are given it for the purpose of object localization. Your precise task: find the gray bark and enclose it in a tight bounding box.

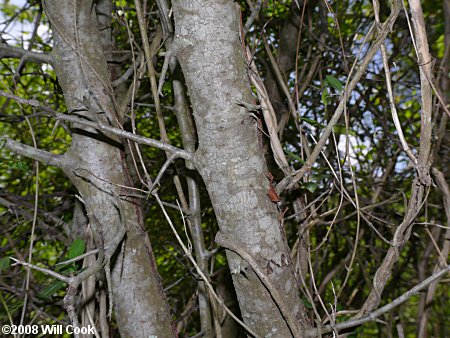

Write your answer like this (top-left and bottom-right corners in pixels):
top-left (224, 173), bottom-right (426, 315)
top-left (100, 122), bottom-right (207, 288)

top-left (172, 0), bottom-right (310, 336)
top-left (42, 1), bottom-right (175, 337)
top-left (173, 67), bottom-right (214, 336)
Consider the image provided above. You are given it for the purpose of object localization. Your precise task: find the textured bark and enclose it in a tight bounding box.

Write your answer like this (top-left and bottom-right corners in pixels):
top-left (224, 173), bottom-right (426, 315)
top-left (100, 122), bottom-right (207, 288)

top-left (173, 67), bottom-right (214, 337)
top-left (172, 0), bottom-right (310, 336)
top-left (42, 1), bottom-right (175, 337)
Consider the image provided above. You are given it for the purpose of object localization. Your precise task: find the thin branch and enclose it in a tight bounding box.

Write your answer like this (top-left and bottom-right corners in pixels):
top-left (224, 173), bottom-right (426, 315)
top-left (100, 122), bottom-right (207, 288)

top-left (19, 112), bottom-right (40, 328)
top-left (55, 249), bottom-right (101, 266)
top-left (0, 44), bottom-right (53, 64)
top-left (406, 0), bottom-right (434, 183)
top-left (373, 0), bottom-right (418, 165)
top-left (57, 113), bottom-right (193, 160)
top-left (10, 258), bottom-right (70, 283)
top-left (416, 168), bottom-right (450, 336)
top-left (0, 90), bottom-right (194, 162)
top-left (149, 152), bottom-right (178, 192)
top-left (1, 137), bottom-right (64, 168)
top-left (0, 196), bottom-right (69, 243)
top-left (243, 0), bottom-right (263, 35)
top-left (304, 264), bottom-right (450, 337)
top-left (0, 91), bottom-right (52, 112)
top-left (357, 0), bottom-right (435, 317)
top-left (111, 55), bottom-right (142, 88)
top-left (11, 218), bottom-right (126, 337)
top-left (262, 36), bottom-right (297, 118)
top-left (277, 0), bottom-right (402, 192)
top-left (245, 46), bottom-right (291, 175)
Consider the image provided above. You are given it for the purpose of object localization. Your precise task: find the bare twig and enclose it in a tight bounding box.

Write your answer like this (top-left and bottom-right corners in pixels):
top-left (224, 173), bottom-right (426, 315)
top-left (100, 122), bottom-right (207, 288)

top-left (18, 112), bottom-right (40, 333)
top-left (0, 89), bottom-right (193, 161)
top-left (373, 0), bottom-right (418, 165)
top-left (303, 264), bottom-right (450, 337)
top-left (148, 153), bottom-right (178, 192)
top-left (0, 196), bottom-right (69, 243)
top-left (404, 0), bottom-right (434, 185)
top-left (59, 113), bottom-right (193, 161)
top-left (245, 46), bottom-right (291, 175)
top-left (10, 258), bottom-right (70, 283)
top-left (402, 1), bottom-right (450, 120)
top-left (243, 0), bottom-right (263, 35)
top-left (277, 0), bottom-right (402, 192)
top-left (10, 224), bottom-right (126, 338)
top-left (262, 37), bottom-right (296, 118)
top-left (417, 168), bottom-right (450, 336)
top-left (357, 0), bottom-right (435, 317)
top-left (0, 44), bottom-right (53, 64)
top-left (56, 249), bottom-right (101, 266)
top-left (111, 55), bottom-right (142, 87)
top-left (1, 137), bottom-right (63, 167)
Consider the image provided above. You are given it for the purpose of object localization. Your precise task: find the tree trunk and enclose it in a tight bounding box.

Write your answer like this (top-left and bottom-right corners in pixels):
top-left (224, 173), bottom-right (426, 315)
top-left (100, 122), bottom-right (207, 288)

top-left (42, 1), bottom-right (175, 337)
top-left (172, 1), bottom-right (310, 336)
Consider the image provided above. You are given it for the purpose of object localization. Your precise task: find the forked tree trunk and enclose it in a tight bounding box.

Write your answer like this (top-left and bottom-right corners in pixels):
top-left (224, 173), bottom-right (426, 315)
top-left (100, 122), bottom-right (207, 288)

top-left (172, 0), bottom-right (310, 336)
top-left (42, 1), bottom-right (175, 337)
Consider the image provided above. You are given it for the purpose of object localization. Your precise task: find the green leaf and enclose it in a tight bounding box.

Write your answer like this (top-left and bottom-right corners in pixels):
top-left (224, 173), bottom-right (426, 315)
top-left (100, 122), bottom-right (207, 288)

top-left (322, 89), bottom-right (330, 106)
top-left (5, 160), bottom-right (29, 172)
top-left (38, 280), bottom-right (66, 299)
top-left (286, 150), bottom-right (305, 164)
top-left (300, 117), bottom-right (325, 128)
top-left (162, 81), bottom-right (172, 95)
top-left (16, 161), bottom-right (29, 171)
top-left (310, 173), bottom-right (330, 181)
top-left (303, 182), bottom-right (318, 193)
top-left (0, 257), bottom-right (11, 272)
top-left (325, 75), bottom-right (343, 92)
top-left (301, 297), bottom-right (313, 309)
top-left (68, 239), bottom-right (85, 259)
top-left (333, 125), bottom-right (356, 136)
top-left (0, 4), bottom-right (20, 18)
